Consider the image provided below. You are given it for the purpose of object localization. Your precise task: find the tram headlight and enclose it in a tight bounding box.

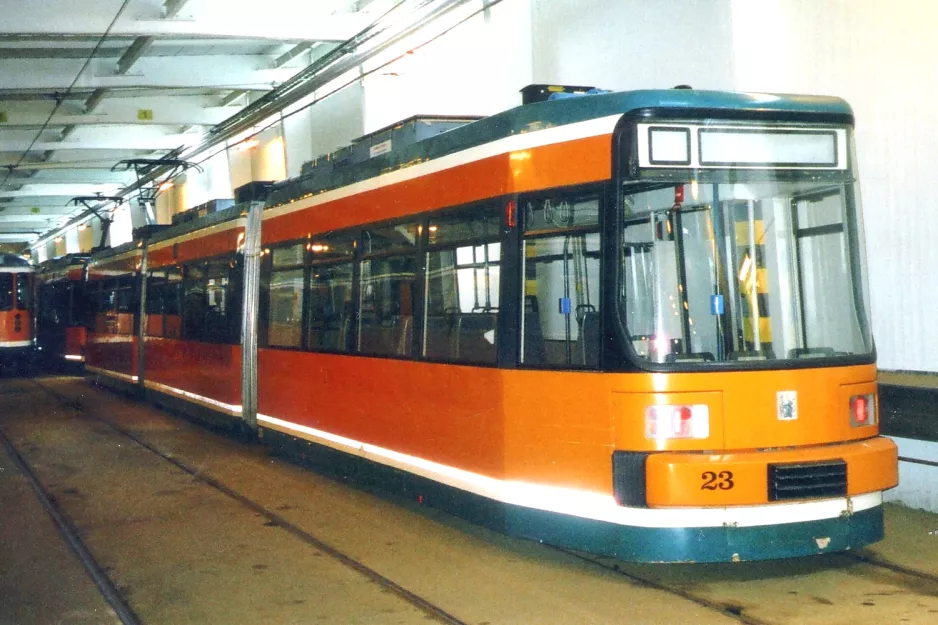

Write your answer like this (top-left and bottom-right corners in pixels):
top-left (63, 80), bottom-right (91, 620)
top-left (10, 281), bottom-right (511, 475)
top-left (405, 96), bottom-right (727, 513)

top-left (645, 404), bottom-right (710, 440)
top-left (850, 394), bottom-right (876, 427)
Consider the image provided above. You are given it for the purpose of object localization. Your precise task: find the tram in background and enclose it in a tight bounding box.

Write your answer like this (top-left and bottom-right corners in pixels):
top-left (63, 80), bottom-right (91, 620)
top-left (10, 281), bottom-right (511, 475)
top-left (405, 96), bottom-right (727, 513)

top-left (35, 253), bottom-right (91, 368)
top-left (80, 86), bottom-right (898, 562)
top-left (0, 253), bottom-right (35, 374)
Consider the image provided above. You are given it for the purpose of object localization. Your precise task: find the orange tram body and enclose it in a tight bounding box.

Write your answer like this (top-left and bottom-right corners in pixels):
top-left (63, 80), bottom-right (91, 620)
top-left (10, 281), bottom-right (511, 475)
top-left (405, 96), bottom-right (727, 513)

top-left (76, 88), bottom-right (897, 562)
top-left (0, 253), bottom-right (35, 372)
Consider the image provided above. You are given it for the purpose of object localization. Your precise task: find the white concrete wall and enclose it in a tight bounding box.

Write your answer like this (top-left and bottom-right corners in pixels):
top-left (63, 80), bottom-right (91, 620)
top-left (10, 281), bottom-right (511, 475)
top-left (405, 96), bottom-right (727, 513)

top-left (531, 0), bottom-right (736, 90)
top-left (253, 124), bottom-right (287, 183)
top-left (77, 223), bottom-right (94, 252)
top-left (180, 148), bottom-right (234, 213)
top-left (362, 0), bottom-right (533, 131)
top-left (109, 203), bottom-right (133, 246)
top-left (64, 227), bottom-right (79, 254)
top-left (283, 81), bottom-right (366, 177)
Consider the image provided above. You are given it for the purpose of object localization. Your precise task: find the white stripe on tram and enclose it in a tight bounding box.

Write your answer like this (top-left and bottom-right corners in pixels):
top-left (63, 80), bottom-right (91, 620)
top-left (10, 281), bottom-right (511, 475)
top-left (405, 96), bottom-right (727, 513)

top-left (85, 365), bottom-right (138, 383)
top-left (0, 340), bottom-right (33, 348)
top-left (143, 379), bottom-right (242, 416)
top-left (256, 413), bottom-right (881, 529)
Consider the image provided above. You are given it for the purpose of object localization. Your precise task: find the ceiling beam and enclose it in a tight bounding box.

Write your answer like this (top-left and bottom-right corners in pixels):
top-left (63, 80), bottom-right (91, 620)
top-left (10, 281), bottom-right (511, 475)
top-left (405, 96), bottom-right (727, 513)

top-left (0, 135), bottom-right (191, 151)
top-left (163, 0), bottom-right (193, 19)
top-left (0, 87), bottom-right (259, 103)
top-left (0, 183), bottom-right (123, 198)
top-left (0, 215), bottom-right (67, 223)
top-left (116, 36), bottom-right (155, 75)
top-left (58, 124), bottom-right (77, 140)
top-left (218, 89), bottom-right (248, 106)
top-left (84, 88), bottom-right (108, 112)
top-left (0, 56), bottom-right (295, 90)
top-left (0, 46), bottom-right (126, 60)
top-left (0, 14), bottom-right (371, 42)
top-left (0, 233), bottom-right (39, 242)
top-left (274, 42), bottom-right (316, 68)
top-left (0, 97), bottom-right (245, 127)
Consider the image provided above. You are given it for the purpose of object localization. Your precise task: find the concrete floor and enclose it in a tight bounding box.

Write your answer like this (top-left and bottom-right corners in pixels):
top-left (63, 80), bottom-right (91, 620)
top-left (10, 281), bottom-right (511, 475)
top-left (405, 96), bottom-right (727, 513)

top-left (2, 375), bottom-right (938, 624)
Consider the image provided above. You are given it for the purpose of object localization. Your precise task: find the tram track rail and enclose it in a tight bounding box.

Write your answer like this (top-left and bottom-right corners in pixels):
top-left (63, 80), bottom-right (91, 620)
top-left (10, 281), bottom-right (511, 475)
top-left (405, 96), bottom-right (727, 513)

top-left (547, 532), bottom-right (938, 625)
top-left (29, 379), bottom-right (470, 625)
top-left (0, 424), bottom-right (141, 625)
top-left (837, 550), bottom-right (938, 592)
top-left (547, 546), bottom-right (775, 625)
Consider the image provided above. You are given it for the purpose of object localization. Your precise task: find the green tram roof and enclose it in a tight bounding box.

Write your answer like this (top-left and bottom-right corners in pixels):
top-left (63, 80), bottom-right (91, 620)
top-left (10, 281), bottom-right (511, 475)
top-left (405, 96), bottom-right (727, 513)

top-left (265, 89), bottom-right (854, 208)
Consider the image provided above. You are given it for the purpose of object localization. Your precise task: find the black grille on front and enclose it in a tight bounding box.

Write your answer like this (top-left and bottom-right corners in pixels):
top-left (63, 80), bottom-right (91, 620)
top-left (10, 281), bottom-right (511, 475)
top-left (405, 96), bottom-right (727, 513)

top-left (768, 460), bottom-right (847, 501)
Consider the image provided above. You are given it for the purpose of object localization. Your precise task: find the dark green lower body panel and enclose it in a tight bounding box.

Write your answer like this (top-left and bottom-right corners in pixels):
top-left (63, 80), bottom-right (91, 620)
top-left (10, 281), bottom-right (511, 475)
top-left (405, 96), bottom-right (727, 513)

top-left (261, 427), bottom-right (885, 563)
top-left (506, 505), bottom-right (882, 563)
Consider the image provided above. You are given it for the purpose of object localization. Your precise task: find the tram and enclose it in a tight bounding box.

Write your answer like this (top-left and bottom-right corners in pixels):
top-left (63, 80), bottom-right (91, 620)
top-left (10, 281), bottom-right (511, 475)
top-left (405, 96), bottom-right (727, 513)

top-left (0, 253), bottom-right (35, 374)
top-left (35, 254), bottom-right (90, 367)
top-left (82, 87), bottom-right (898, 562)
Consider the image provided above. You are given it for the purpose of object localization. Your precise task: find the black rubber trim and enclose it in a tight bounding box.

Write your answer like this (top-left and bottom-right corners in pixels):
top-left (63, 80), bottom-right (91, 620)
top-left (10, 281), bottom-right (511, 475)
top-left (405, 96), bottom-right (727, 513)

top-left (612, 451), bottom-right (648, 507)
top-left (880, 384), bottom-right (938, 444)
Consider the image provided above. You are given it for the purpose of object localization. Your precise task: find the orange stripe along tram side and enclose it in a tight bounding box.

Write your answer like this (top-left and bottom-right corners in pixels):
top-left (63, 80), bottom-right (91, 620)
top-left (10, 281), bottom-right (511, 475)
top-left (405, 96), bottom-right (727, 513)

top-left (86, 88), bottom-right (896, 562)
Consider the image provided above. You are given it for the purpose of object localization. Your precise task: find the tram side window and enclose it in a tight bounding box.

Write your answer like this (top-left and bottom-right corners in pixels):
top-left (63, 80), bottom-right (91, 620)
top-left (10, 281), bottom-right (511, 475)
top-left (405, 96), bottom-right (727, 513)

top-left (162, 267), bottom-right (183, 339)
top-left (521, 190), bottom-right (602, 368)
top-left (358, 223), bottom-right (418, 357)
top-left (115, 277), bottom-right (136, 314)
top-left (146, 271), bottom-right (165, 336)
top-left (267, 244), bottom-right (305, 349)
top-left (38, 283), bottom-right (58, 324)
top-left (424, 205), bottom-right (501, 364)
top-left (183, 264), bottom-right (206, 342)
top-left (306, 234), bottom-right (356, 353)
top-left (0, 274), bottom-right (12, 311)
top-left (146, 270), bottom-right (174, 338)
top-left (204, 258), bottom-right (234, 343)
top-left (69, 283), bottom-right (91, 328)
top-left (181, 257), bottom-right (236, 344)
top-left (83, 282), bottom-right (102, 331)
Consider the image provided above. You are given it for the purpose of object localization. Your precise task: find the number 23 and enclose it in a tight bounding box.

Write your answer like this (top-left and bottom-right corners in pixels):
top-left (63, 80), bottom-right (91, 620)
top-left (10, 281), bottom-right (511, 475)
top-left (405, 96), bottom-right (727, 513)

top-left (701, 471), bottom-right (734, 490)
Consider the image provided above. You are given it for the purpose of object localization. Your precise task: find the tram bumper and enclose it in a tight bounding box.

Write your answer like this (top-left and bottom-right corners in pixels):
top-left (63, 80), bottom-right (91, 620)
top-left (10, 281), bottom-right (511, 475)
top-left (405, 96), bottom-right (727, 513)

top-left (643, 436), bottom-right (897, 507)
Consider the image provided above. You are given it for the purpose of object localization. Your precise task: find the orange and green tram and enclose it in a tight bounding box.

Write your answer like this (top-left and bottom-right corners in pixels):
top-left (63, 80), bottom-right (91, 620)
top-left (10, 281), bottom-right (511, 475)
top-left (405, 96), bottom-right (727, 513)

top-left (84, 88), bottom-right (897, 562)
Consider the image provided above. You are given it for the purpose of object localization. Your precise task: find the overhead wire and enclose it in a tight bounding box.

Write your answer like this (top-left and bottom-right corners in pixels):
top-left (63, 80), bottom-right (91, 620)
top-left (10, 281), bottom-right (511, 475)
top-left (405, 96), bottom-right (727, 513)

top-left (0, 0), bottom-right (135, 191)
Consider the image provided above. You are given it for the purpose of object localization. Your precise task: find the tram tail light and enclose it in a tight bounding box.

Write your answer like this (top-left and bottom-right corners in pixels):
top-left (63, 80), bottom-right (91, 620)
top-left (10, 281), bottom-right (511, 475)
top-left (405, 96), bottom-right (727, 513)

top-left (850, 394), bottom-right (876, 427)
top-left (645, 404), bottom-right (710, 440)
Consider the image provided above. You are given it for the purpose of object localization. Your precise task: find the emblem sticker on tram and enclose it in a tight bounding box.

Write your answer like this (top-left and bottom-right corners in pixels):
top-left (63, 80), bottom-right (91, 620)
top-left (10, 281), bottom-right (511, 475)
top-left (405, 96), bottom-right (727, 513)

top-left (777, 390), bottom-right (798, 421)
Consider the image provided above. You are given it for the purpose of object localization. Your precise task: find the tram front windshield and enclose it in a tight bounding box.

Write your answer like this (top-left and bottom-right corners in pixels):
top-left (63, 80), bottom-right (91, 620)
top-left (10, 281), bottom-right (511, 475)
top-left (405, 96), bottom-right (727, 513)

top-left (619, 176), bottom-right (872, 367)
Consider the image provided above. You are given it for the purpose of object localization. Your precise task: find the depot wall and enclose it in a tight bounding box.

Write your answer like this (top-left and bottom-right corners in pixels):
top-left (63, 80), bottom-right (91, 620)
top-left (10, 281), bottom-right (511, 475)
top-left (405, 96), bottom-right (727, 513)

top-left (530, 0), bottom-right (736, 91)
